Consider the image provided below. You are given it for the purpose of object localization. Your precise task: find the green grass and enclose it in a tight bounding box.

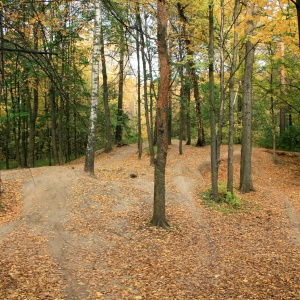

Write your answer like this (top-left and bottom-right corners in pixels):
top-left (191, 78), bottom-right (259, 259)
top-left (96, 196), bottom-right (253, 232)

top-left (201, 182), bottom-right (242, 213)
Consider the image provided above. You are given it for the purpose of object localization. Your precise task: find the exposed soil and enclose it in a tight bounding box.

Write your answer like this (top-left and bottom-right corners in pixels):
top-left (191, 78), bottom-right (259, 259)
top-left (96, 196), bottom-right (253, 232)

top-left (0, 142), bottom-right (300, 299)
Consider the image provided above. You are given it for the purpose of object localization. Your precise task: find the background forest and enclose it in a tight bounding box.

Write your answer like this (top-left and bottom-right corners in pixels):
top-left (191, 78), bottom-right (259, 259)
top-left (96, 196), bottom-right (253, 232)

top-left (0, 0), bottom-right (299, 171)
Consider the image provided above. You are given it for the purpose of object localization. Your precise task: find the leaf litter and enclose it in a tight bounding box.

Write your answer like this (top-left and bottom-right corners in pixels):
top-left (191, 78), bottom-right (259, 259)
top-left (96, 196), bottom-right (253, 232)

top-left (0, 143), bottom-right (300, 299)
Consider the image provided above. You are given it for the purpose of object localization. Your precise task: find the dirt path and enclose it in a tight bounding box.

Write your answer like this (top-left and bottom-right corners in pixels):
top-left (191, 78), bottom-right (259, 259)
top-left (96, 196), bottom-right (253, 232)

top-left (0, 143), bottom-right (300, 299)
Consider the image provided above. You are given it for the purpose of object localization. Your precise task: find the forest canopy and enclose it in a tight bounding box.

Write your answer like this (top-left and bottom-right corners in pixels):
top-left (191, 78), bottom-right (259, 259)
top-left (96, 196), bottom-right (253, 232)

top-left (0, 0), bottom-right (299, 170)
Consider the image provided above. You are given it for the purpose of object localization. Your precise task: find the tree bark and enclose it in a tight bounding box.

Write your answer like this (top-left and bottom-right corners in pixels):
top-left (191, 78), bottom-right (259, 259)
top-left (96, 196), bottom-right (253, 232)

top-left (100, 26), bottom-right (113, 153)
top-left (50, 85), bottom-right (59, 166)
top-left (115, 25), bottom-right (125, 145)
top-left (136, 21), bottom-right (143, 160)
top-left (217, 0), bottom-right (225, 163)
top-left (84, 0), bottom-right (101, 174)
top-left (209, 2), bottom-right (219, 201)
top-left (151, 0), bottom-right (170, 229)
top-left (227, 0), bottom-right (239, 195)
top-left (240, 2), bottom-right (255, 193)
top-left (177, 3), bottom-right (205, 147)
top-left (137, 7), bottom-right (155, 165)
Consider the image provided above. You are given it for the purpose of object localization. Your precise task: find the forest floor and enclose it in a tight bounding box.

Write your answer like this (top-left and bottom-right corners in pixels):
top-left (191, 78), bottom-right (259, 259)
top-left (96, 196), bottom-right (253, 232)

top-left (0, 141), bottom-right (300, 299)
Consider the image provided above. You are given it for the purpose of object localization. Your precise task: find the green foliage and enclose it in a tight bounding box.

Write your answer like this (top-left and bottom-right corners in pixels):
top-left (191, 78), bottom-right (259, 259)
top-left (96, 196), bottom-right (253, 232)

top-left (257, 124), bottom-right (300, 152)
top-left (201, 182), bottom-right (241, 213)
top-left (277, 125), bottom-right (300, 151)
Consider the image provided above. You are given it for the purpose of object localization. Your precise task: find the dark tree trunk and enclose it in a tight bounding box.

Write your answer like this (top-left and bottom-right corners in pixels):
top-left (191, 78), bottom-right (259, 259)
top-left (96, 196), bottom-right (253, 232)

top-left (209, 2), bottom-right (219, 201)
top-left (136, 22), bottom-right (143, 160)
top-left (227, 0), bottom-right (239, 195)
top-left (185, 84), bottom-right (191, 145)
top-left (137, 7), bottom-right (155, 165)
top-left (50, 85), bottom-right (59, 165)
top-left (28, 77), bottom-right (38, 168)
top-left (115, 25), bottom-right (125, 145)
top-left (217, 0), bottom-right (225, 164)
top-left (240, 2), bottom-right (255, 193)
top-left (177, 3), bottom-right (205, 147)
top-left (151, 0), bottom-right (170, 229)
top-left (100, 26), bottom-right (113, 153)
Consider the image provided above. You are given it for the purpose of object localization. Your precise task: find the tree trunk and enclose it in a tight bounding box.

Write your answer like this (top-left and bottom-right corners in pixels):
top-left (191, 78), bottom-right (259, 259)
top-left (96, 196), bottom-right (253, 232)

top-left (240, 2), bottom-right (255, 193)
top-left (185, 84), bottom-right (191, 145)
top-left (28, 77), bottom-right (38, 168)
top-left (115, 25), bottom-right (125, 145)
top-left (217, 0), bottom-right (226, 164)
top-left (151, 0), bottom-right (170, 229)
top-left (177, 3), bottom-right (205, 147)
top-left (209, 2), bottom-right (219, 201)
top-left (50, 85), bottom-right (59, 166)
top-left (100, 26), bottom-right (113, 153)
top-left (137, 7), bottom-right (155, 165)
top-left (227, 0), bottom-right (239, 195)
top-left (84, 0), bottom-right (101, 174)
top-left (279, 42), bottom-right (286, 135)
top-left (136, 22), bottom-right (143, 160)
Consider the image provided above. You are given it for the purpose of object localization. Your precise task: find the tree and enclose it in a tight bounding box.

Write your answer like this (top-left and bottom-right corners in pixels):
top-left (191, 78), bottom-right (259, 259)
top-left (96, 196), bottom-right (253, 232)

top-left (291, 0), bottom-right (300, 48)
top-left (84, 0), bottom-right (101, 175)
top-left (177, 2), bottom-right (205, 147)
top-left (115, 24), bottom-right (125, 145)
top-left (227, 0), bottom-right (240, 195)
top-left (151, 0), bottom-right (170, 229)
top-left (208, 1), bottom-right (219, 201)
top-left (136, 5), bottom-right (155, 165)
top-left (240, 1), bottom-right (256, 193)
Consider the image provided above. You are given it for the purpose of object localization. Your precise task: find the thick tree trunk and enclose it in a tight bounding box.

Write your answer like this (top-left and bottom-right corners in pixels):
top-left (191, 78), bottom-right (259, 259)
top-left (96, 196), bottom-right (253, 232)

top-left (209, 2), bottom-right (219, 201)
top-left (151, 0), bottom-right (170, 229)
top-left (240, 2), bottom-right (255, 193)
top-left (84, 0), bottom-right (101, 174)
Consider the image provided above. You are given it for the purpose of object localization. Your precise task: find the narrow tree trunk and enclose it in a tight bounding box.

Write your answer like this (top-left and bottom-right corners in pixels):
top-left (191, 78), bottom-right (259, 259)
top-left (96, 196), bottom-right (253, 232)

top-left (4, 87), bottom-right (10, 169)
top-left (136, 21), bottom-right (143, 160)
top-left (115, 25), bottom-right (125, 145)
top-left (179, 67), bottom-right (185, 155)
top-left (185, 84), bottom-right (191, 145)
top-left (270, 93), bottom-right (277, 163)
top-left (279, 42), bottom-right (286, 135)
top-left (50, 85), bottom-right (59, 166)
top-left (84, 0), bottom-right (101, 174)
top-left (227, 0), bottom-right (239, 195)
top-left (28, 77), bottom-right (38, 168)
top-left (100, 26), bottom-right (113, 153)
top-left (209, 2), bottom-right (219, 201)
top-left (137, 7), bottom-right (155, 165)
top-left (151, 0), bottom-right (170, 229)
top-left (177, 3), bottom-right (205, 147)
top-left (217, 0), bottom-right (226, 163)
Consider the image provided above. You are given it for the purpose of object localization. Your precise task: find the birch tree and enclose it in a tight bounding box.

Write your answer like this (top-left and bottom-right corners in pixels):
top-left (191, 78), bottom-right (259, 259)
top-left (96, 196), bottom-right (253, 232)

top-left (84, 0), bottom-right (101, 174)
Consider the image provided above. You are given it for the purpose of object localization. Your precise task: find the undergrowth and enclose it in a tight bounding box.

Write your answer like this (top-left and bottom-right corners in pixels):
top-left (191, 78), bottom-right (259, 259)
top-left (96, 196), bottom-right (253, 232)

top-left (201, 182), bottom-right (242, 213)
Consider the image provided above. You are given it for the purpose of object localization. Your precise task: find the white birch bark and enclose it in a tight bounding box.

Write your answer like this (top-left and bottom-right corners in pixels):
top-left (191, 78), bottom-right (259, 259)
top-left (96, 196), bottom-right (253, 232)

top-left (84, 0), bottom-right (101, 174)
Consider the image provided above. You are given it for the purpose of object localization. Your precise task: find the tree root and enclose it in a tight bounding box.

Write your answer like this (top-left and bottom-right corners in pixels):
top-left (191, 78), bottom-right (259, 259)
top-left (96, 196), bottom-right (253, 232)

top-left (150, 217), bottom-right (170, 230)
